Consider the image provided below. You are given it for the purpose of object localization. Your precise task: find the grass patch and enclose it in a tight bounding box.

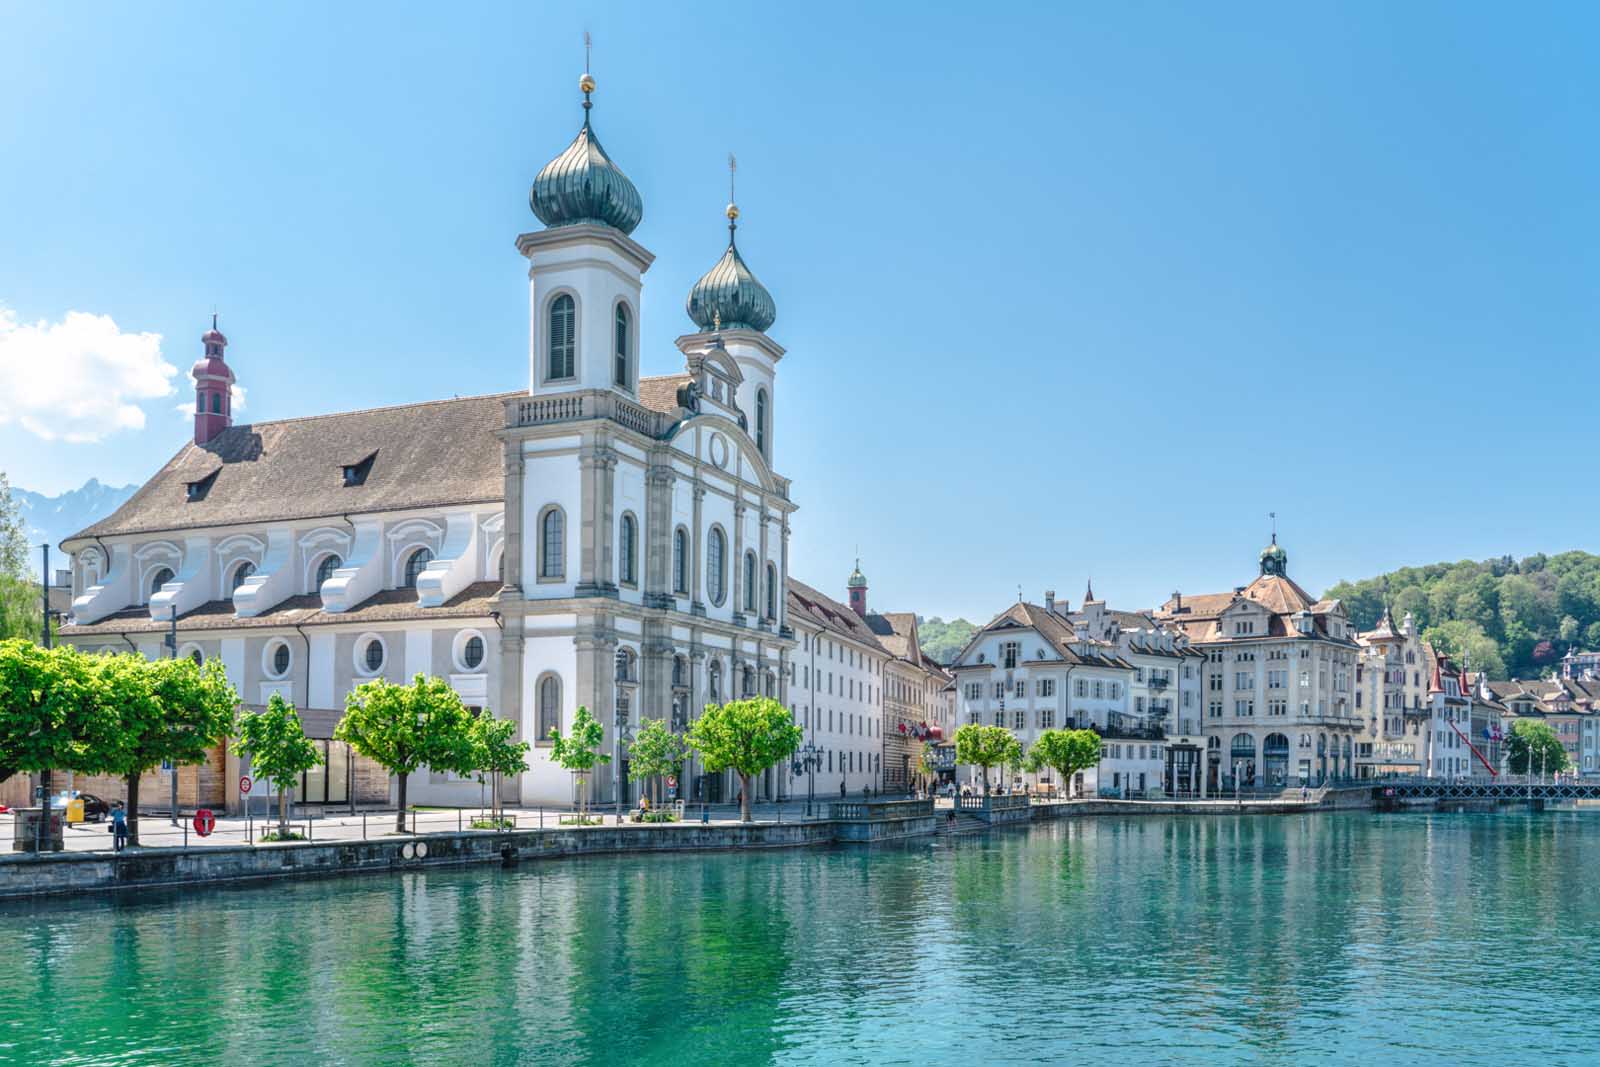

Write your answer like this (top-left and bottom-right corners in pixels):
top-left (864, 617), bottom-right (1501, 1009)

top-left (470, 818), bottom-right (516, 831)
top-left (257, 829), bottom-right (306, 842)
top-left (558, 815), bottom-right (603, 826)
top-left (632, 811), bottom-right (678, 823)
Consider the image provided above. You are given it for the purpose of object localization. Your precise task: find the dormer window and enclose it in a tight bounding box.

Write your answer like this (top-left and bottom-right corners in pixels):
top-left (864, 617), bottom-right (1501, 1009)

top-left (185, 470), bottom-right (219, 502)
top-left (342, 452), bottom-right (376, 487)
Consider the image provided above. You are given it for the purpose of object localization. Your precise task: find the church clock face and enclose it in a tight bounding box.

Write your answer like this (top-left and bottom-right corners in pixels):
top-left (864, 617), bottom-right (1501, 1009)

top-left (709, 433), bottom-right (729, 469)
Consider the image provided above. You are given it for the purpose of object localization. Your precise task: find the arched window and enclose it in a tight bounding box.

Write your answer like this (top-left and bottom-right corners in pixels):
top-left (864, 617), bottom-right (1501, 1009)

top-left (315, 554), bottom-right (342, 589)
top-left (537, 675), bottom-right (561, 741)
top-left (614, 304), bottom-right (630, 388)
top-left (672, 528), bottom-right (689, 595)
top-left (548, 294), bottom-right (576, 380)
top-left (230, 561), bottom-right (255, 592)
top-left (707, 527), bottom-right (726, 605)
top-left (196, 395), bottom-right (204, 413)
top-left (210, 392), bottom-right (222, 414)
top-left (765, 563), bottom-right (777, 619)
top-left (755, 388), bottom-right (768, 457)
top-left (619, 513), bottom-right (637, 585)
top-left (402, 548), bottom-right (433, 589)
top-left (149, 567), bottom-right (174, 600)
top-left (673, 656), bottom-right (687, 688)
top-left (190, 649), bottom-right (204, 667)
top-left (743, 552), bottom-right (757, 613)
top-left (540, 507), bottom-right (565, 579)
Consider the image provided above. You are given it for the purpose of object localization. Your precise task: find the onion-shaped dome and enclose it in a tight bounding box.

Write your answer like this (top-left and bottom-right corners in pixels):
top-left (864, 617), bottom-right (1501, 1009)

top-left (529, 74), bottom-right (643, 236)
top-left (1259, 537), bottom-right (1288, 577)
top-left (686, 204), bottom-right (776, 333)
top-left (847, 560), bottom-right (868, 589)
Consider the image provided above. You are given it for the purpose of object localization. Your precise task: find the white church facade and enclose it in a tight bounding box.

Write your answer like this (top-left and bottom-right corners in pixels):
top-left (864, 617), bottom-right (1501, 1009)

top-left (57, 72), bottom-right (802, 810)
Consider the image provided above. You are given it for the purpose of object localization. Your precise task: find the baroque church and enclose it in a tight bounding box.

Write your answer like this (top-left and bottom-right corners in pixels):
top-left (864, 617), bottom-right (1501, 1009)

top-left (57, 71), bottom-right (798, 809)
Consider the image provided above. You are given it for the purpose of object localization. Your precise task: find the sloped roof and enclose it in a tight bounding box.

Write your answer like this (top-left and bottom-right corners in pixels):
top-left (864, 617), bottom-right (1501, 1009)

top-left (1155, 573), bottom-right (1352, 645)
top-left (957, 602), bottom-right (1132, 670)
top-left (638, 373), bottom-right (691, 415)
top-left (864, 611), bottom-right (919, 661)
top-left (786, 578), bottom-right (889, 654)
top-left (67, 393), bottom-right (520, 544)
top-left (58, 581), bottom-right (503, 637)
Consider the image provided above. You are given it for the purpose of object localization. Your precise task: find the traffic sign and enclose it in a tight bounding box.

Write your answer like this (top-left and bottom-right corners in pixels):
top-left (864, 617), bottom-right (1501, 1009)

top-left (666, 775), bottom-right (677, 788)
top-left (239, 775), bottom-right (253, 795)
top-left (160, 759), bottom-right (173, 772)
top-left (193, 809), bottom-right (216, 837)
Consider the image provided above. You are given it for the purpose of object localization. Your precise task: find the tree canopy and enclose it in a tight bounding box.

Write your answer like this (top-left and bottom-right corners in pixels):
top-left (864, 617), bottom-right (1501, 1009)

top-left (1505, 719), bottom-right (1569, 776)
top-left (0, 473), bottom-right (44, 643)
top-left (237, 693), bottom-right (322, 832)
top-left (1324, 551), bottom-right (1600, 680)
top-left (955, 723), bottom-right (1023, 792)
top-left (686, 697), bottom-right (802, 822)
top-left (1023, 728), bottom-right (1101, 788)
top-left (335, 674), bottom-right (479, 831)
top-left (549, 704), bottom-right (609, 819)
top-left (628, 717), bottom-right (687, 783)
top-left (469, 713), bottom-right (528, 819)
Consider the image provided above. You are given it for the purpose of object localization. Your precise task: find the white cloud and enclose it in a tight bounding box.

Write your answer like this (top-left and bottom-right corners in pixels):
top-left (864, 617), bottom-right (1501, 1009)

top-left (0, 306), bottom-right (176, 443)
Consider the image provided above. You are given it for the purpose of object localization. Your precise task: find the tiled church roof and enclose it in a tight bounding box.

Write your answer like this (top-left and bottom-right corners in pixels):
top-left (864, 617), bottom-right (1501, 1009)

top-left (66, 392), bottom-right (519, 544)
top-left (786, 578), bottom-right (889, 654)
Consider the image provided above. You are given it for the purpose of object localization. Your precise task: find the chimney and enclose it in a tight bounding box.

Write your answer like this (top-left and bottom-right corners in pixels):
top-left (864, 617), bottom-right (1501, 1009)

top-left (192, 314), bottom-right (236, 446)
top-left (1044, 589), bottom-right (1056, 615)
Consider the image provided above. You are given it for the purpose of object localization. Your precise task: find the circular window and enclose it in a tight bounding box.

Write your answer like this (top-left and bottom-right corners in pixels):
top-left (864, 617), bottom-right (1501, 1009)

top-left (463, 635), bottom-right (484, 670)
top-left (364, 639), bottom-right (385, 673)
top-left (271, 643), bottom-right (291, 678)
top-left (709, 433), bottom-right (729, 469)
top-left (190, 650), bottom-right (203, 667)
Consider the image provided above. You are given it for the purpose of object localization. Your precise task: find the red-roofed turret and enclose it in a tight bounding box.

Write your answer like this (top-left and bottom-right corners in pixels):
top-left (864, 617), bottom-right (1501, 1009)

top-left (192, 314), bottom-right (235, 446)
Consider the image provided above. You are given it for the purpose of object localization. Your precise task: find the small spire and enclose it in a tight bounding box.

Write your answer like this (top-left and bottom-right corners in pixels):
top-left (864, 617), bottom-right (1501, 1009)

top-left (1085, 577), bottom-right (1095, 603)
top-left (726, 152), bottom-right (740, 244)
top-left (580, 31), bottom-right (595, 124)
top-left (1270, 510), bottom-right (1277, 545)
top-left (211, 310), bottom-right (218, 330)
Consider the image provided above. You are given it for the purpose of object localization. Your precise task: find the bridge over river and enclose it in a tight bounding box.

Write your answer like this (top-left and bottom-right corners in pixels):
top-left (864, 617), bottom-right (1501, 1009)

top-left (1375, 776), bottom-right (1600, 807)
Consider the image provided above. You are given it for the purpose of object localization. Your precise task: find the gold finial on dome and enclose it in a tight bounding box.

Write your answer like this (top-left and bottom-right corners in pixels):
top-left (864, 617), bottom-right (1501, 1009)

top-left (580, 72), bottom-right (596, 94)
top-left (726, 203), bottom-right (739, 222)
top-left (580, 32), bottom-right (596, 115)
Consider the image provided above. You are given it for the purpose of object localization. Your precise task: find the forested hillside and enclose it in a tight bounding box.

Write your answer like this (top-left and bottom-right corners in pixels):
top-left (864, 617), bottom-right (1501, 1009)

top-left (917, 617), bottom-right (978, 666)
top-left (1323, 551), bottom-right (1600, 681)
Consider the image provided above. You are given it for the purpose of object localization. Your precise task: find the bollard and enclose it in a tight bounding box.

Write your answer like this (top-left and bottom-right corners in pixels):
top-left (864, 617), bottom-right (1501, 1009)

top-left (183, 818), bottom-right (188, 850)
top-left (362, 810), bottom-right (367, 841)
top-left (308, 816), bottom-right (313, 842)
top-left (458, 808), bottom-right (462, 833)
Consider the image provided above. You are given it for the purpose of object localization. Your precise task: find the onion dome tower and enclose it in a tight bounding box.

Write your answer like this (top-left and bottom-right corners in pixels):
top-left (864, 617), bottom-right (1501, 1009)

top-left (1259, 533), bottom-right (1288, 577)
top-left (848, 559), bottom-right (868, 617)
top-left (518, 57), bottom-right (654, 399)
top-left (529, 71), bottom-right (643, 235)
top-left (686, 198), bottom-right (776, 333)
top-left (192, 314), bottom-right (235, 446)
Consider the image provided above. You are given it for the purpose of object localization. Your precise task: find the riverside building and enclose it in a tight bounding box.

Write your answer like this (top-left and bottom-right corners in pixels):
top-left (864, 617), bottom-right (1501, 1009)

top-left (57, 71), bottom-right (807, 811)
top-left (1155, 536), bottom-right (1364, 789)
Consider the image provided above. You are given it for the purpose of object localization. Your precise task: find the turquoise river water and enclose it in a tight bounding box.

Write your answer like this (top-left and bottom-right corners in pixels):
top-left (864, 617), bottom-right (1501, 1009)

top-left (3, 812), bottom-right (1600, 1066)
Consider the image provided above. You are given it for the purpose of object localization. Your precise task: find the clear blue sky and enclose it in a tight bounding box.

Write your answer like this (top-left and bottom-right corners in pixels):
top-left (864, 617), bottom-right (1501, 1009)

top-left (2, 2), bottom-right (1596, 622)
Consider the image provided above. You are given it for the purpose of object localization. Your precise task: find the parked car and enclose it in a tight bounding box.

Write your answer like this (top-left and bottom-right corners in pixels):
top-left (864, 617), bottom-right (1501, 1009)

top-left (0, 803), bottom-right (10, 814)
top-left (49, 792), bottom-right (111, 822)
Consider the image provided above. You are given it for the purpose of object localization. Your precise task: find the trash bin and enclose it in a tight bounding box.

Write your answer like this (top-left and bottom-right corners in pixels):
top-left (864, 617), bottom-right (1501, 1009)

top-left (65, 797), bottom-right (85, 825)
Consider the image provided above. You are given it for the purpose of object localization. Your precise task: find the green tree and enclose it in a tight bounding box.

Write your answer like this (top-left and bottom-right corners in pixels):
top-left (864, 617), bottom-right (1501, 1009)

top-left (686, 697), bottom-right (802, 823)
top-left (1423, 620), bottom-right (1507, 681)
top-left (955, 723), bottom-right (1022, 794)
top-left (916, 617), bottom-right (979, 665)
top-left (0, 641), bottom-right (111, 849)
top-left (549, 704), bottom-right (609, 821)
top-left (1505, 719), bottom-right (1569, 776)
top-left (627, 717), bottom-right (687, 792)
top-left (469, 713), bottom-right (528, 822)
top-left (96, 653), bottom-right (236, 845)
top-left (237, 693), bottom-right (322, 835)
top-left (1022, 728), bottom-right (1101, 795)
top-left (335, 674), bottom-right (479, 832)
top-left (0, 473), bottom-right (44, 643)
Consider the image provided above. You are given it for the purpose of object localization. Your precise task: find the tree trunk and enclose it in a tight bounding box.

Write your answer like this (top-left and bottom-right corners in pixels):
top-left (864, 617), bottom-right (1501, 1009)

top-left (278, 784), bottom-right (290, 835)
top-left (125, 773), bottom-right (141, 847)
top-left (396, 772), bottom-right (409, 833)
top-left (30, 768), bottom-right (53, 852)
top-left (739, 773), bottom-right (752, 823)
top-left (981, 766), bottom-right (990, 794)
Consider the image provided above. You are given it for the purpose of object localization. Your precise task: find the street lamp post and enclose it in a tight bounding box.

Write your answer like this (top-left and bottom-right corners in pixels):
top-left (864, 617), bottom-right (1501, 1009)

top-left (792, 741), bottom-right (821, 818)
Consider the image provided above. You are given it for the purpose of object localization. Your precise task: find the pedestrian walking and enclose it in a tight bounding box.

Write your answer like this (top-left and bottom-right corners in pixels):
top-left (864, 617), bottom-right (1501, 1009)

top-left (110, 801), bottom-right (128, 852)
top-left (839, 779), bottom-right (846, 800)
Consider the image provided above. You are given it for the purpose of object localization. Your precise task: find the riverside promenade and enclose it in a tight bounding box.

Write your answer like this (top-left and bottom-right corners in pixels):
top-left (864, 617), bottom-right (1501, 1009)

top-left (0, 789), bottom-right (1373, 901)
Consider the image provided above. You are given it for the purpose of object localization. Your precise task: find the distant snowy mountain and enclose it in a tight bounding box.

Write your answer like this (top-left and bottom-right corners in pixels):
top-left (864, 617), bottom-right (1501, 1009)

top-left (12, 478), bottom-right (137, 568)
